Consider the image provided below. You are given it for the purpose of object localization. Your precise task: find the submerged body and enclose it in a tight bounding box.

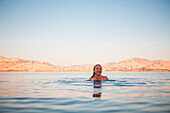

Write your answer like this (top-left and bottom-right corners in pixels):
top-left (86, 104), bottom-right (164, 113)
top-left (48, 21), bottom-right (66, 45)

top-left (89, 64), bottom-right (109, 81)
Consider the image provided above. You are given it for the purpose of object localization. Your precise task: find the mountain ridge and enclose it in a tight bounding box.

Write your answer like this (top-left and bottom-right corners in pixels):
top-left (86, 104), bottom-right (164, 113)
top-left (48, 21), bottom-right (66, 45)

top-left (0, 56), bottom-right (170, 72)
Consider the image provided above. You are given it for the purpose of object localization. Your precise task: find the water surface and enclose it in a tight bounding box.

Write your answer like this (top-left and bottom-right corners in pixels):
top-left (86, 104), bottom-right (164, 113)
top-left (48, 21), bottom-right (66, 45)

top-left (0, 72), bottom-right (170, 113)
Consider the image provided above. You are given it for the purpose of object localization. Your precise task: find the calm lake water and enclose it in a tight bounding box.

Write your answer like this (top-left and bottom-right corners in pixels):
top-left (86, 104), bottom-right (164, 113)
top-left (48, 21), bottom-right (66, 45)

top-left (0, 72), bottom-right (170, 113)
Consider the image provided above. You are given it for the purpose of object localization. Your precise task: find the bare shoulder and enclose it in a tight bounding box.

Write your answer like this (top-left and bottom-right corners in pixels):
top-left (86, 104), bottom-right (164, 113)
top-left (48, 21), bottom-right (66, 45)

top-left (89, 77), bottom-right (94, 81)
top-left (102, 75), bottom-right (109, 80)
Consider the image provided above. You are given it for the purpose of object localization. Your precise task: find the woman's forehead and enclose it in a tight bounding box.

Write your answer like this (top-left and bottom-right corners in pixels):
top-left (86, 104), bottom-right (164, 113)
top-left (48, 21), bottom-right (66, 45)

top-left (95, 65), bottom-right (102, 68)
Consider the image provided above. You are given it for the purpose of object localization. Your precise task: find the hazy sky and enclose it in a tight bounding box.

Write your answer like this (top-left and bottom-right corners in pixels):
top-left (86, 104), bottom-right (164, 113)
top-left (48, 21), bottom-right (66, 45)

top-left (0, 0), bottom-right (170, 66)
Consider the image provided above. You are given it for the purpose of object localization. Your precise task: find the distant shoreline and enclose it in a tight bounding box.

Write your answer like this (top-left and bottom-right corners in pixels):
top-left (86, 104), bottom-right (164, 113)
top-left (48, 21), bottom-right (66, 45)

top-left (1, 56), bottom-right (170, 73)
top-left (0, 70), bottom-right (170, 73)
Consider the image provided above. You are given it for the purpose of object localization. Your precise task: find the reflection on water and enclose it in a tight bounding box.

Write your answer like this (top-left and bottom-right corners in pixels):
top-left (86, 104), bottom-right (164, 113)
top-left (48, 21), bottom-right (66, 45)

top-left (0, 72), bottom-right (170, 113)
top-left (93, 80), bottom-right (102, 98)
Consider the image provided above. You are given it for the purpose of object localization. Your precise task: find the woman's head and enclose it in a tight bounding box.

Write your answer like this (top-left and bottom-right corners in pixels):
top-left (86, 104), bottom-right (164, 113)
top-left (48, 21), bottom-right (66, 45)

top-left (93, 64), bottom-right (102, 76)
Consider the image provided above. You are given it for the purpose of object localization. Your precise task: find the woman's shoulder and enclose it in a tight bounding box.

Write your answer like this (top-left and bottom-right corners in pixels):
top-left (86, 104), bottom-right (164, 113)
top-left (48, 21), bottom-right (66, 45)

top-left (89, 76), bottom-right (95, 80)
top-left (101, 75), bottom-right (107, 78)
top-left (102, 75), bottom-right (109, 80)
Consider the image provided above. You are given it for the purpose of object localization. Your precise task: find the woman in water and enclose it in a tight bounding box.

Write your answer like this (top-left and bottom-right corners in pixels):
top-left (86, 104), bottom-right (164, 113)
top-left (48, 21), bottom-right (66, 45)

top-left (89, 64), bottom-right (109, 81)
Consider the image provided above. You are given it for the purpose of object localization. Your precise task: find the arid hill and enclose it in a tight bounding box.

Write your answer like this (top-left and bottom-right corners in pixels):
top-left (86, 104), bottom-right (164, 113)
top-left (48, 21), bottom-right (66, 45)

top-left (102, 57), bottom-right (170, 72)
top-left (0, 56), bottom-right (170, 72)
top-left (0, 56), bottom-right (57, 72)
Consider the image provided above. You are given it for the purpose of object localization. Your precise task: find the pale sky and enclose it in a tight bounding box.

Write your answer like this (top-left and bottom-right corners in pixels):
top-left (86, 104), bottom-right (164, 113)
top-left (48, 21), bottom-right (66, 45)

top-left (0, 0), bottom-right (170, 66)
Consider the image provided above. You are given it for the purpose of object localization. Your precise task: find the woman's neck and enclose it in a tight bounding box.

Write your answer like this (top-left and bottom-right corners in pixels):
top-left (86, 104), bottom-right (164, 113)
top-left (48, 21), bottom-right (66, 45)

top-left (95, 74), bottom-right (101, 76)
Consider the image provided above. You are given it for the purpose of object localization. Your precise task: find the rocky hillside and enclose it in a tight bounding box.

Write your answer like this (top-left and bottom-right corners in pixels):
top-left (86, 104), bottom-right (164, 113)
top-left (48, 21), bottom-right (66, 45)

top-left (0, 56), bottom-right (170, 72)
top-left (103, 57), bottom-right (170, 72)
top-left (0, 56), bottom-right (57, 72)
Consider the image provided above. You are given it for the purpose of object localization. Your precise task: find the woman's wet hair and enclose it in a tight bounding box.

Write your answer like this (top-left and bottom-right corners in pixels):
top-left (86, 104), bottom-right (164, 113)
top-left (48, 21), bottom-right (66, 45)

top-left (91, 64), bottom-right (102, 78)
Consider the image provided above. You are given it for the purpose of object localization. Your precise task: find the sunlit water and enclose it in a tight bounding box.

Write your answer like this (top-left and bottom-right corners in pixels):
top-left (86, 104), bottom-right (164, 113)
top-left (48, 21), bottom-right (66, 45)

top-left (0, 72), bottom-right (170, 113)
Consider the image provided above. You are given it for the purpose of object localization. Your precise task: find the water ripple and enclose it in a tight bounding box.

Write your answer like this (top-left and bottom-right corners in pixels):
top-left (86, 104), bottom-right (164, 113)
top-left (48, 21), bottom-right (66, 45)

top-left (0, 72), bottom-right (170, 113)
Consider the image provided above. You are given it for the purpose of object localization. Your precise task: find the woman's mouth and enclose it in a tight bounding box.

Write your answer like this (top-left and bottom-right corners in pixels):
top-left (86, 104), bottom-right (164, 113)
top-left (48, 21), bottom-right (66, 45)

top-left (97, 71), bottom-right (101, 74)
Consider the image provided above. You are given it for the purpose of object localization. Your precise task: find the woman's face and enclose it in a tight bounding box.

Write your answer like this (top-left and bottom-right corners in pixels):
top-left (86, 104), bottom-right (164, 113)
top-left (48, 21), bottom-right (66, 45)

top-left (94, 65), bottom-right (102, 76)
